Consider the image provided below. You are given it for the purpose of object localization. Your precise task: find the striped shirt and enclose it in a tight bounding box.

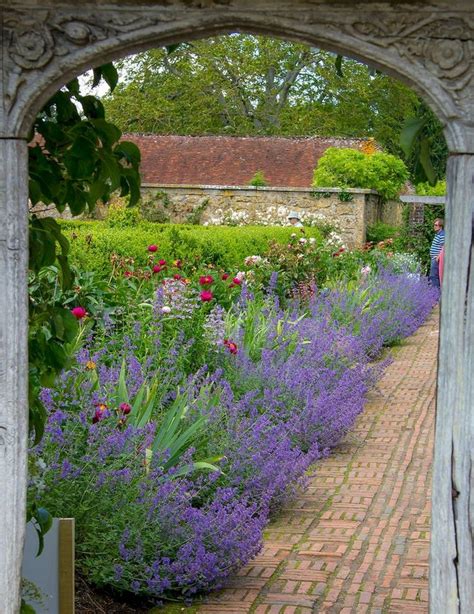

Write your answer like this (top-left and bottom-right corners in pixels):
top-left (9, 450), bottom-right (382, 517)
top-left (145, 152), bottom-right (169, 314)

top-left (430, 229), bottom-right (445, 259)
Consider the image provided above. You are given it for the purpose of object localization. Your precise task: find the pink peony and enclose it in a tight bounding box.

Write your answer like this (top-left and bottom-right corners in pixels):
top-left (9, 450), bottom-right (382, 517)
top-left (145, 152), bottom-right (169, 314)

top-left (221, 273), bottom-right (229, 281)
top-left (199, 275), bottom-right (214, 286)
top-left (152, 265), bottom-right (161, 274)
top-left (158, 259), bottom-right (167, 266)
top-left (71, 306), bottom-right (87, 319)
top-left (148, 244), bottom-right (158, 252)
top-left (200, 290), bottom-right (214, 302)
top-left (232, 277), bottom-right (242, 286)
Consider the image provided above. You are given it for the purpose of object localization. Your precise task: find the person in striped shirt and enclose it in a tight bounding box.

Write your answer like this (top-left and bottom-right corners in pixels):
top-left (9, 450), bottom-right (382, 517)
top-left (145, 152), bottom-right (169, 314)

top-left (429, 218), bottom-right (445, 289)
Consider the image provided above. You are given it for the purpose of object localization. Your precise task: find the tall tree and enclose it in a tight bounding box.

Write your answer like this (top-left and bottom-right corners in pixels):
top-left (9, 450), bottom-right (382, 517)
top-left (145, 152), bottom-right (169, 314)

top-left (103, 34), bottom-right (447, 180)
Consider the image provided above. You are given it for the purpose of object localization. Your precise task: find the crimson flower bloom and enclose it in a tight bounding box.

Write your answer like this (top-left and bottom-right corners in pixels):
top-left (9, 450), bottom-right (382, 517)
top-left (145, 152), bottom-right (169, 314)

top-left (71, 306), bottom-right (87, 319)
top-left (173, 259), bottom-right (183, 268)
top-left (199, 275), bottom-right (214, 286)
top-left (221, 273), bottom-right (229, 280)
top-left (159, 259), bottom-right (167, 266)
top-left (148, 244), bottom-right (158, 252)
top-left (223, 339), bottom-right (238, 354)
top-left (124, 271), bottom-right (133, 278)
top-left (232, 277), bottom-right (242, 286)
top-left (200, 290), bottom-right (214, 302)
top-left (152, 265), bottom-right (161, 274)
top-left (119, 403), bottom-right (132, 415)
top-left (92, 403), bottom-right (107, 424)
top-left (173, 274), bottom-right (182, 280)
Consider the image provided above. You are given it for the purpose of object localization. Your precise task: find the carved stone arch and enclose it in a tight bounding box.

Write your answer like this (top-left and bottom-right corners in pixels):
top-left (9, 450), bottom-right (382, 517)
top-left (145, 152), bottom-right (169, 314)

top-left (3, 3), bottom-right (474, 152)
top-left (1, 2), bottom-right (474, 614)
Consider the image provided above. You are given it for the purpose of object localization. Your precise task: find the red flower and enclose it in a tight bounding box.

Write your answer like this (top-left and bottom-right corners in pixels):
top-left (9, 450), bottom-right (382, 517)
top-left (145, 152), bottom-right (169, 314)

top-left (148, 244), bottom-right (158, 252)
top-left (124, 271), bottom-right (133, 278)
top-left (71, 306), bottom-right (87, 319)
top-left (200, 290), bottom-right (214, 302)
top-left (173, 259), bottom-right (182, 268)
top-left (232, 277), bottom-right (242, 286)
top-left (159, 259), bottom-right (167, 266)
top-left (173, 274), bottom-right (182, 280)
top-left (119, 403), bottom-right (132, 415)
top-left (221, 273), bottom-right (229, 281)
top-left (223, 339), bottom-right (238, 354)
top-left (92, 402), bottom-right (107, 424)
top-left (152, 265), bottom-right (161, 274)
top-left (199, 275), bottom-right (214, 286)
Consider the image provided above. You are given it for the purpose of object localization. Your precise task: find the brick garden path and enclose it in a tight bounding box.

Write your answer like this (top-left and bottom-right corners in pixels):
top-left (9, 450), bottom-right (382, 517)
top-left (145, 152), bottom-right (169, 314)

top-left (197, 309), bottom-right (439, 614)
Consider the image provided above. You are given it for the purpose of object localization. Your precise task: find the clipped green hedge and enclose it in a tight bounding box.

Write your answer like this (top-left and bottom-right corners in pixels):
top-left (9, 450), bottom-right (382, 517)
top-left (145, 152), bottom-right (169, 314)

top-left (60, 220), bottom-right (322, 274)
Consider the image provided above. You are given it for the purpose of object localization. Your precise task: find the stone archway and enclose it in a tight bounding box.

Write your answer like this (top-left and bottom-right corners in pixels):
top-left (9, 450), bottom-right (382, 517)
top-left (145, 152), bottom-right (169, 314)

top-left (1, 2), bottom-right (473, 612)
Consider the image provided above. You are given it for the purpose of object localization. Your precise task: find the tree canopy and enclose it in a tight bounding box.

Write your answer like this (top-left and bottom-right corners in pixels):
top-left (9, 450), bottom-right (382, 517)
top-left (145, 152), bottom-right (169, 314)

top-left (102, 34), bottom-right (447, 180)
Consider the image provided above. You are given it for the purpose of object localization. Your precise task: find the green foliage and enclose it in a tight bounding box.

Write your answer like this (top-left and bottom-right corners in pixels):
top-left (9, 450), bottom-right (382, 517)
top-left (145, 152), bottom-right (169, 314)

top-left (313, 147), bottom-right (409, 201)
top-left (26, 64), bottom-right (143, 565)
top-left (366, 222), bottom-right (400, 244)
top-left (28, 64), bottom-right (142, 445)
top-left (106, 201), bottom-right (143, 227)
top-left (185, 198), bottom-right (210, 225)
top-left (398, 204), bottom-right (445, 272)
top-left (29, 72), bottom-right (141, 215)
top-left (400, 100), bottom-right (448, 185)
top-left (248, 171), bottom-right (268, 187)
top-left (139, 191), bottom-right (172, 223)
top-left (103, 34), bottom-right (442, 183)
top-left (60, 220), bottom-right (322, 276)
top-left (415, 180), bottom-right (446, 196)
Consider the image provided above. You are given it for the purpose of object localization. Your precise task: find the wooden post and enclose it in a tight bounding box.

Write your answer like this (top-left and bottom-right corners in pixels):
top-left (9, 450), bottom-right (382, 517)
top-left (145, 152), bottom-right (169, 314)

top-left (430, 153), bottom-right (474, 613)
top-left (0, 139), bottom-right (29, 613)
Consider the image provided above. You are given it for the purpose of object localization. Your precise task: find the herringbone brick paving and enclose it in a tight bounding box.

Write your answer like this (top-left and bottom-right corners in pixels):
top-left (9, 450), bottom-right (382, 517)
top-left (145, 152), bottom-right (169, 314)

top-left (197, 309), bottom-right (438, 614)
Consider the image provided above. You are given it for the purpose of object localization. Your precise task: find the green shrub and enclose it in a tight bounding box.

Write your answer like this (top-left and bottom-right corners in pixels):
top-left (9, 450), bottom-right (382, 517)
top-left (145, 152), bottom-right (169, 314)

top-left (313, 147), bottom-right (408, 201)
top-left (415, 180), bottom-right (446, 196)
top-left (248, 170), bottom-right (268, 187)
top-left (60, 220), bottom-right (322, 277)
top-left (366, 222), bottom-right (400, 244)
top-left (106, 201), bottom-right (143, 228)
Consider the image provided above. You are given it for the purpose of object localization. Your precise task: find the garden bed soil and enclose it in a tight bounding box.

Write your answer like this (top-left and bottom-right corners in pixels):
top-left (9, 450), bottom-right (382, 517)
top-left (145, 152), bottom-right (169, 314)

top-left (75, 574), bottom-right (198, 613)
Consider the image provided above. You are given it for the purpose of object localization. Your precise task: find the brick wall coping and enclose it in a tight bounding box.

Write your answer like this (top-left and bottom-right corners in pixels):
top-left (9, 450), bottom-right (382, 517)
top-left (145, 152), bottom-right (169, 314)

top-left (141, 183), bottom-right (378, 195)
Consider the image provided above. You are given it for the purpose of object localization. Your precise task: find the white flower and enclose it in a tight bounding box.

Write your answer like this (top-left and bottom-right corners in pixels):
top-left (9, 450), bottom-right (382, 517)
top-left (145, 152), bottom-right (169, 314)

top-left (244, 255), bottom-right (263, 266)
top-left (361, 265), bottom-right (372, 276)
top-left (161, 305), bottom-right (171, 314)
top-left (291, 233), bottom-right (297, 238)
top-left (309, 237), bottom-right (316, 244)
top-left (299, 238), bottom-right (307, 244)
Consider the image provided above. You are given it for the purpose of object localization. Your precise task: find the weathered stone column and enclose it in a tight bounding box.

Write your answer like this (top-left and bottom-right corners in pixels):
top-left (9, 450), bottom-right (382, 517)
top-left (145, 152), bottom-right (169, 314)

top-left (0, 139), bottom-right (29, 613)
top-left (431, 153), bottom-right (474, 613)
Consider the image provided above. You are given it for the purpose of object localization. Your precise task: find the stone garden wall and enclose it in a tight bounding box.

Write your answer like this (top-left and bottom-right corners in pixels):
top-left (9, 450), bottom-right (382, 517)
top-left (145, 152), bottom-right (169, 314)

top-left (32, 184), bottom-right (404, 248)
top-left (140, 184), bottom-right (402, 247)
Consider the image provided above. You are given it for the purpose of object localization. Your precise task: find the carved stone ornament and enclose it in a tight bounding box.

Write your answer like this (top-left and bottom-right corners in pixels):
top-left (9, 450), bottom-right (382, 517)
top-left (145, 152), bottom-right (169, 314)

top-left (343, 15), bottom-right (474, 103)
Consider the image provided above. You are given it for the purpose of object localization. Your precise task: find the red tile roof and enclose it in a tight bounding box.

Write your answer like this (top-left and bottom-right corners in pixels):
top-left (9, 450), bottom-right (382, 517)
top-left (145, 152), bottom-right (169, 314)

top-left (122, 134), bottom-right (368, 188)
